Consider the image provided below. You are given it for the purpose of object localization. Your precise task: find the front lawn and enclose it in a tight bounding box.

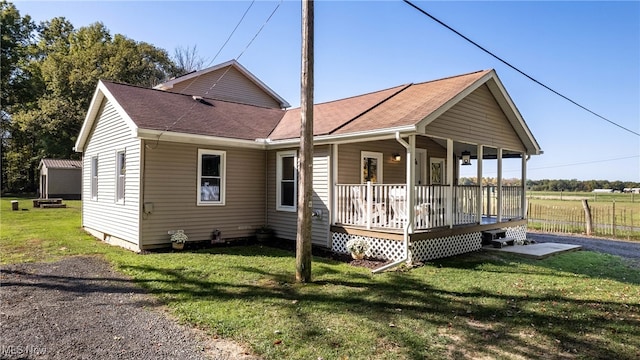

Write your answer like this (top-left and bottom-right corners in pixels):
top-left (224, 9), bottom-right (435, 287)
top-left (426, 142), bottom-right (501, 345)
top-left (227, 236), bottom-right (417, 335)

top-left (2, 197), bottom-right (639, 359)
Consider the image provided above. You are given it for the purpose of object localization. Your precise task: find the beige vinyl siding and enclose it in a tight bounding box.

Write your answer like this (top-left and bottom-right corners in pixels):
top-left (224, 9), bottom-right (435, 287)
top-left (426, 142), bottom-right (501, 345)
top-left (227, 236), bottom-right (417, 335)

top-left (311, 146), bottom-right (331, 246)
top-left (336, 139), bottom-right (446, 184)
top-left (425, 84), bottom-right (525, 152)
top-left (266, 146), bottom-right (331, 247)
top-left (82, 100), bottom-right (141, 246)
top-left (140, 141), bottom-right (266, 246)
top-left (167, 66), bottom-right (282, 109)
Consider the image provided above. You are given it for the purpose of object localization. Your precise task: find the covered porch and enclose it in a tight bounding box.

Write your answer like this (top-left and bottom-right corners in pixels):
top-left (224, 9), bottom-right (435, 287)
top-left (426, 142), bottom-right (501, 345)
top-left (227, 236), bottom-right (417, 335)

top-left (331, 134), bottom-right (528, 232)
top-left (328, 133), bottom-right (531, 266)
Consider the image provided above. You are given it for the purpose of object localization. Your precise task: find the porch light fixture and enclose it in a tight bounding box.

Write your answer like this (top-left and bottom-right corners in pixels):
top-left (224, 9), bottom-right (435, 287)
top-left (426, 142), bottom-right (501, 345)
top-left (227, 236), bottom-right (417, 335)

top-left (392, 153), bottom-right (402, 162)
top-left (461, 150), bottom-right (472, 165)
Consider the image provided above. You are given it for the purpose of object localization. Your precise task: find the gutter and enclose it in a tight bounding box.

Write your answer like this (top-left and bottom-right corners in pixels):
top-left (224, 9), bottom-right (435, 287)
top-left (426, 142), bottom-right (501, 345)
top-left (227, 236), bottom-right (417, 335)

top-left (372, 132), bottom-right (411, 273)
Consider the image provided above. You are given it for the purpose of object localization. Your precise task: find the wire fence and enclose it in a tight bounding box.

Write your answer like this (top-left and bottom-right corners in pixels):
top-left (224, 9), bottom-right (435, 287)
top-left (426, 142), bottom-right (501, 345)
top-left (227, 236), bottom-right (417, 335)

top-left (527, 202), bottom-right (639, 240)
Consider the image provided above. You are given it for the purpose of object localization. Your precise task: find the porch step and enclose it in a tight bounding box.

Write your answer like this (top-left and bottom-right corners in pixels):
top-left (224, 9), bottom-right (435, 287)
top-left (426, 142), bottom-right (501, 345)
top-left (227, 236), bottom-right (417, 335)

top-left (481, 229), bottom-right (507, 245)
top-left (491, 237), bottom-right (516, 248)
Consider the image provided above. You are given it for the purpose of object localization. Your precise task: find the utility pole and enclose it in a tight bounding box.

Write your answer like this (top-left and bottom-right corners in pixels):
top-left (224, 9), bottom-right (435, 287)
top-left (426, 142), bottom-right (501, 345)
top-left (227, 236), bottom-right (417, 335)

top-left (296, 0), bottom-right (314, 283)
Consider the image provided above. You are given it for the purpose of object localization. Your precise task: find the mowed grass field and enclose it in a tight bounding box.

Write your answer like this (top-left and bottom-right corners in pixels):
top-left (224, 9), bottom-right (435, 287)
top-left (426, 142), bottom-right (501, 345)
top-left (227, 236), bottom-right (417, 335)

top-left (2, 197), bottom-right (640, 359)
top-left (527, 191), bottom-right (640, 241)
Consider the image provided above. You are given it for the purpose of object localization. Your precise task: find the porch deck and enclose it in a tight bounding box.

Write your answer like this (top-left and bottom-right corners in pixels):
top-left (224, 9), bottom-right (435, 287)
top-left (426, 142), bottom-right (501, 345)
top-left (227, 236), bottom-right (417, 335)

top-left (332, 218), bottom-right (526, 241)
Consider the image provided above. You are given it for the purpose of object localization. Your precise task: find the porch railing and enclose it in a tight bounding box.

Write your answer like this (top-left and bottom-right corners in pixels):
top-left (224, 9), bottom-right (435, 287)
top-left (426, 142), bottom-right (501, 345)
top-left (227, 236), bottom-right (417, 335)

top-left (335, 183), bottom-right (483, 230)
top-left (483, 186), bottom-right (524, 219)
top-left (502, 186), bottom-right (524, 219)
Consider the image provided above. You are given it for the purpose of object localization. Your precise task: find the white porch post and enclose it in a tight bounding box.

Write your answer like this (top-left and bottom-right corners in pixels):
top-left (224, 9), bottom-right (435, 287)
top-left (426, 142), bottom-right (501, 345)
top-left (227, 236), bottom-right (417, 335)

top-left (446, 138), bottom-right (454, 228)
top-left (332, 143), bottom-right (339, 225)
top-left (521, 151), bottom-right (527, 219)
top-left (406, 135), bottom-right (416, 233)
top-left (497, 148), bottom-right (503, 222)
top-left (476, 145), bottom-right (483, 222)
top-left (366, 181), bottom-right (372, 229)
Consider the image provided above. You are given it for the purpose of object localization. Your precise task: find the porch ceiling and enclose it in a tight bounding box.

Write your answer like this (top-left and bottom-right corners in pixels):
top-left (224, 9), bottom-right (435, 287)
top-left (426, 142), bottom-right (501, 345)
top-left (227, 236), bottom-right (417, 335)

top-left (425, 137), bottom-right (524, 159)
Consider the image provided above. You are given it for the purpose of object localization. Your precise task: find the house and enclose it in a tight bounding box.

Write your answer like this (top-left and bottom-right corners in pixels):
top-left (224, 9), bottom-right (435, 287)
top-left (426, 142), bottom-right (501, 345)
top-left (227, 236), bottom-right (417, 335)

top-left (38, 158), bottom-right (82, 200)
top-left (74, 60), bottom-right (542, 266)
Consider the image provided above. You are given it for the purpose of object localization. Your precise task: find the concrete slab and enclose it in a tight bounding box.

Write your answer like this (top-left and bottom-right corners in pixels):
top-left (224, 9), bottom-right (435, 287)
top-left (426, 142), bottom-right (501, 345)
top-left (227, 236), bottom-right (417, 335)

top-left (483, 242), bottom-right (582, 259)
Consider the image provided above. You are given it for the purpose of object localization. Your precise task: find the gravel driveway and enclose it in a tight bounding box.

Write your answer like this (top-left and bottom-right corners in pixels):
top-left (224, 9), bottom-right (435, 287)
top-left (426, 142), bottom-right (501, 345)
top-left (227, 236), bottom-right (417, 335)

top-left (0, 256), bottom-right (259, 360)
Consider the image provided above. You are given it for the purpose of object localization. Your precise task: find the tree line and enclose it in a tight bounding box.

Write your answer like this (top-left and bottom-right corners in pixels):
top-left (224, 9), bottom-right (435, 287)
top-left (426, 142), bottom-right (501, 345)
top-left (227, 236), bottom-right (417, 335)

top-left (525, 179), bottom-right (639, 192)
top-left (1, 1), bottom-right (202, 193)
top-left (459, 177), bottom-right (639, 192)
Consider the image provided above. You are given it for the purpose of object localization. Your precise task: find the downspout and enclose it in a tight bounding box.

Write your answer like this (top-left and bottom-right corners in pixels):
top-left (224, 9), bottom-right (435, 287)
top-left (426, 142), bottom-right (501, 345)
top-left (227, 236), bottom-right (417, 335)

top-left (264, 150), bottom-right (269, 227)
top-left (373, 132), bottom-right (411, 273)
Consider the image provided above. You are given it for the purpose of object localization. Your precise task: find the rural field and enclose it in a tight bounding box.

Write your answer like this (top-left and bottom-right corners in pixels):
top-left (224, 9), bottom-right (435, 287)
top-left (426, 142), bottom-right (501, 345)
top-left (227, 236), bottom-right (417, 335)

top-left (527, 191), bottom-right (639, 241)
top-left (1, 197), bottom-right (639, 359)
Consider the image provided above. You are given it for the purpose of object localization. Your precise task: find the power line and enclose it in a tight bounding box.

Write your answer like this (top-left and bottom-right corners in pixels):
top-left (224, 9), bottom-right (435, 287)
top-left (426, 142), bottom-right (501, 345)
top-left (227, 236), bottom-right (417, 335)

top-left (495, 155), bottom-right (640, 174)
top-left (180, 0), bottom-right (256, 95)
top-left (403, 0), bottom-right (640, 137)
top-left (157, 0), bottom-right (282, 138)
top-left (206, 0), bottom-right (256, 68)
top-left (527, 155), bottom-right (640, 171)
top-left (233, 0), bottom-right (282, 62)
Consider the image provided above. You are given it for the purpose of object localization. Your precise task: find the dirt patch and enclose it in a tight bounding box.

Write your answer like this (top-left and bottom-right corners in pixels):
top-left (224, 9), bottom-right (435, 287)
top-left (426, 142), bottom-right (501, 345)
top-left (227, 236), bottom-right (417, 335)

top-left (0, 256), bottom-right (260, 360)
top-left (322, 251), bottom-right (394, 270)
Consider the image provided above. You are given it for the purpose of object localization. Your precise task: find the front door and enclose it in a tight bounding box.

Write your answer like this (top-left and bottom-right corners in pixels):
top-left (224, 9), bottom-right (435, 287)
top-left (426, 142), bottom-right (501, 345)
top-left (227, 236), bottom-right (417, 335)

top-left (361, 151), bottom-right (383, 184)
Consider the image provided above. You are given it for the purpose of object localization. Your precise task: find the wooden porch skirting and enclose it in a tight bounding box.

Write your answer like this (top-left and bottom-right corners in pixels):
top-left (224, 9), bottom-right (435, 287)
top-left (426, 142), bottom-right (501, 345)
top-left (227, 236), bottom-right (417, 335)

top-left (331, 219), bottom-right (528, 263)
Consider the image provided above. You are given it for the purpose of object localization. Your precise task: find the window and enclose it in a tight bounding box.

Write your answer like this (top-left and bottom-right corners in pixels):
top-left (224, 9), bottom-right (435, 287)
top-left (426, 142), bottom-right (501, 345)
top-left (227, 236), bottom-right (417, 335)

top-left (116, 151), bottom-right (126, 203)
top-left (91, 156), bottom-right (98, 200)
top-left (197, 149), bottom-right (226, 205)
top-left (276, 151), bottom-right (297, 211)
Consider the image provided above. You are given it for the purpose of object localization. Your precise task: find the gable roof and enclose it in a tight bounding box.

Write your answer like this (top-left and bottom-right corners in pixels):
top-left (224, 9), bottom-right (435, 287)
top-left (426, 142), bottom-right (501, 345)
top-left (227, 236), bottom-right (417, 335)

top-left (154, 60), bottom-right (291, 109)
top-left (39, 158), bottom-right (82, 170)
top-left (269, 69), bottom-right (541, 155)
top-left (76, 67), bottom-right (541, 156)
top-left (269, 85), bottom-right (410, 140)
top-left (75, 81), bottom-right (285, 151)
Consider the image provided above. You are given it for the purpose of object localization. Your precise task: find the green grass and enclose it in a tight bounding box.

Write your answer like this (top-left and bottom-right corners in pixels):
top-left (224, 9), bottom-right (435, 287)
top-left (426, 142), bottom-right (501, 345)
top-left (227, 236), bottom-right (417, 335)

top-left (2, 197), bottom-right (640, 359)
top-left (528, 191), bottom-right (638, 204)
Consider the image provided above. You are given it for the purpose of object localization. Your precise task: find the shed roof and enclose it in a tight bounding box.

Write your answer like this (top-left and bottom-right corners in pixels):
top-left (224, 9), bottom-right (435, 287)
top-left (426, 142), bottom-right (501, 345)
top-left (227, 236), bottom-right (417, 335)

top-left (40, 159), bottom-right (82, 169)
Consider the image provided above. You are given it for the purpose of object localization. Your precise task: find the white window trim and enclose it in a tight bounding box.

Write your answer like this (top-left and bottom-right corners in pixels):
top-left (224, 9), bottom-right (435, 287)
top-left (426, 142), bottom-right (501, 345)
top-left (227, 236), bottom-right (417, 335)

top-left (115, 150), bottom-right (126, 204)
top-left (197, 149), bottom-right (226, 206)
top-left (361, 151), bottom-right (383, 184)
top-left (276, 150), bottom-right (297, 212)
top-left (91, 156), bottom-right (98, 201)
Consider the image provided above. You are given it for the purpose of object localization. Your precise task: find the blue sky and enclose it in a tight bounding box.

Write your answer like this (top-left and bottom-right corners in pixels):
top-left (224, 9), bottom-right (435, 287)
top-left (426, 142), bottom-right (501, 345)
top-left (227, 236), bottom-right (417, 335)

top-left (14, 1), bottom-right (640, 182)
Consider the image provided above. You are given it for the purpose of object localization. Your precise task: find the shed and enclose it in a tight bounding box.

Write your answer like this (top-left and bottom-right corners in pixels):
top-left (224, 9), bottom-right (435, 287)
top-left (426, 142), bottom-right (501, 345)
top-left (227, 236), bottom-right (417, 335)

top-left (39, 159), bottom-right (82, 200)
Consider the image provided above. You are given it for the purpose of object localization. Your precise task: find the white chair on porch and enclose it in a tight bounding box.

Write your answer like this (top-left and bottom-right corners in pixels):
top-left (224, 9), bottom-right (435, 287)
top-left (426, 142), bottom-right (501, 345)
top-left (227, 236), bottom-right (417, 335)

top-left (389, 188), bottom-right (408, 228)
top-left (390, 188), bottom-right (434, 228)
top-left (351, 187), bottom-right (385, 227)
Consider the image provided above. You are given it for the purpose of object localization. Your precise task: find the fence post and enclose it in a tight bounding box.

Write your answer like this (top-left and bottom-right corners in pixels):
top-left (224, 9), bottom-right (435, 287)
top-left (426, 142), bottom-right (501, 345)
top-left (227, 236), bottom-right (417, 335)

top-left (582, 199), bottom-right (593, 236)
top-left (612, 200), bottom-right (616, 237)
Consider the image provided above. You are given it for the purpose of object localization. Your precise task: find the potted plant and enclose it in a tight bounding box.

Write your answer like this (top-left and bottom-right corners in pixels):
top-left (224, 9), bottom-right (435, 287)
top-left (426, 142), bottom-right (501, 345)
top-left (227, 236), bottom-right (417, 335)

top-left (170, 230), bottom-right (188, 250)
top-left (255, 225), bottom-right (273, 243)
top-left (346, 237), bottom-right (370, 260)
